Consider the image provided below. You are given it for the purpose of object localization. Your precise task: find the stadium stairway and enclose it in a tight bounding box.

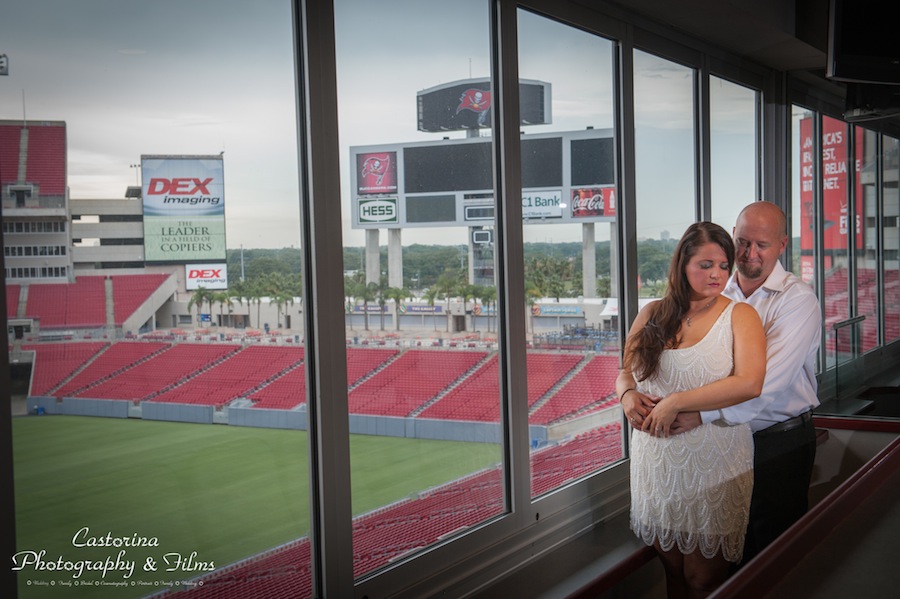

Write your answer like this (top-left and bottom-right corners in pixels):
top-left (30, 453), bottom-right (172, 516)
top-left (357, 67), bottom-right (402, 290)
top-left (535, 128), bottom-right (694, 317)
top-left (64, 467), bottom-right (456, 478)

top-left (45, 343), bottom-right (113, 397)
top-left (346, 349), bottom-right (402, 392)
top-left (527, 354), bottom-right (590, 415)
top-left (408, 351), bottom-right (496, 418)
top-left (53, 342), bottom-right (172, 398)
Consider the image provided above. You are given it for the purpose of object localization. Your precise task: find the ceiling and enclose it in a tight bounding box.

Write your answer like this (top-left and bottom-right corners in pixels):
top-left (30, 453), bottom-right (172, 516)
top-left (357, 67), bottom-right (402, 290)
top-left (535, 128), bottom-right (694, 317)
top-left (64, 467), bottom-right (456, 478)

top-left (597, 0), bottom-right (830, 72)
top-left (584, 0), bottom-right (900, 128)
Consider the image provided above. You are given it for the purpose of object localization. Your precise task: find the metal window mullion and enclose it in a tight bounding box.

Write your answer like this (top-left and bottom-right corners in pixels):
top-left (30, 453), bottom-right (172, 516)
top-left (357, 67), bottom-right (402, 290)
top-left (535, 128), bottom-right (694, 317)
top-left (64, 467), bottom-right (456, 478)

top-left (616, 26), bottom-right (639, 346)
top-left (813, 113), bottom-right (828, 373)
top-left (697, 56), bottom-right (711, 222)
top-left (767, 73), bottom-right (788, 261)
top-left (295, 0), bottom-right (355, 596)
top-left (875, 134), bottom-right (885, 346)
top-left (848, 122), bottom-right (858, 328)
top-left (0, 205), bottom-right (17, 598)
top-left (492, 0), bottom-right (530, 520)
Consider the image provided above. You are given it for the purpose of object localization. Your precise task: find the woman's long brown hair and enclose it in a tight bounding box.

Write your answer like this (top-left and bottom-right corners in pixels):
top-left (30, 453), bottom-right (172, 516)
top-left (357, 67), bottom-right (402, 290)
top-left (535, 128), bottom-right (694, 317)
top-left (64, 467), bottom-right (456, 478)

top-left (627, 221), bottom-right (735, 381)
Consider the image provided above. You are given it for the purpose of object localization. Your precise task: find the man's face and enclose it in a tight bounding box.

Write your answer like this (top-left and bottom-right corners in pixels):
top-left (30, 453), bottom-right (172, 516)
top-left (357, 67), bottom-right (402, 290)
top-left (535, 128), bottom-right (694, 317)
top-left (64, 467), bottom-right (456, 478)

top-left (733, 210), bottom-right (787, 282)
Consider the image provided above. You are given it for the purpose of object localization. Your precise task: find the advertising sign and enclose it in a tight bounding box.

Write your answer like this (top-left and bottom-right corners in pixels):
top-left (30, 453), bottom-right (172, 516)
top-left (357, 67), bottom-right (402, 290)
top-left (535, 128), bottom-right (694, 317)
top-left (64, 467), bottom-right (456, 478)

top-left (571, 187), bottom-right (616, 219)
top-left (403, 304), bottom-right (444, 314)
top-left (358, 197), bottom-right (398, 224)
top-left (142, 155), bottom-right (226, 263)
top-left (532, 304), bottom-right (583, 316)
top-left (185, 263), bottom-right (228, 290)
top-left (799, 117), bottom-right (863, 255)
top-left (356, 151), bottom-right (398, 195)
top-left (522, 190), bottom-right (563, 219)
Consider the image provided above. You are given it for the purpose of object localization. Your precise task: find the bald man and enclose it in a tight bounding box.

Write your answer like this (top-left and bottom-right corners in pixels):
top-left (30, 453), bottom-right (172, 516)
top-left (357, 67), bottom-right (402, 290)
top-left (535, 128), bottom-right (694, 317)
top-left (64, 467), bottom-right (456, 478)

top-left (623, 201), bottom-right (822, 566)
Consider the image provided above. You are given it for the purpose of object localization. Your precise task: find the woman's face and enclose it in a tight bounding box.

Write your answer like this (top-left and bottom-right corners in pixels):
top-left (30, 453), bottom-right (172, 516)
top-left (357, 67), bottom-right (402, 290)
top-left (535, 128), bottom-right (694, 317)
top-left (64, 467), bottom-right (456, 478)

top-left (684, 242), bottom-right (730, 301)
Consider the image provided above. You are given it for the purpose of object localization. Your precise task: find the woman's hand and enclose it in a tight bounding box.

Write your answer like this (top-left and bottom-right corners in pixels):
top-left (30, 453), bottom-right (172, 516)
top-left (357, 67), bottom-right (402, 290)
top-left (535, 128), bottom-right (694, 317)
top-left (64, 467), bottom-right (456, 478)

top-left (622, 389), bottom-right (657, 430)
top-left (641, 393), bottom-right (682, 438)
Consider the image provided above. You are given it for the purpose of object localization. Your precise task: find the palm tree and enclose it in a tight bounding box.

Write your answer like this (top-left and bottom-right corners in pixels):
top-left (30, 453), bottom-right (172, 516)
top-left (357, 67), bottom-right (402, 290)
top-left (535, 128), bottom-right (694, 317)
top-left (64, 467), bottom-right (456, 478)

top-left (210, 291), bottom-right (233, 328)
top-left (462, 283), bottom-right (481, 332)
top-left (262, 272), bottom-right (296, 329)
top-left (423, 287), bottom-right (440, 331)
top-left (371, 276), bottom-right (393, 331)
top-left (435, 271), bottom-right (460, 333)
top-left (187, 286), bottom-right (213, 328)
top-left (478, 285), bottom-right (496, 333)
top-left (344, 274), bottom-right (357, 331)
top-left (385, 285), bottom-right (411, 331)
top-left (352, 279), bottom-right (376, 331)
top-left (273, 290), bottom-right (294, 329)
top-left (230, 279), bottom-right (253, 329)
top-left (252, 283), bottom-right (264, 330)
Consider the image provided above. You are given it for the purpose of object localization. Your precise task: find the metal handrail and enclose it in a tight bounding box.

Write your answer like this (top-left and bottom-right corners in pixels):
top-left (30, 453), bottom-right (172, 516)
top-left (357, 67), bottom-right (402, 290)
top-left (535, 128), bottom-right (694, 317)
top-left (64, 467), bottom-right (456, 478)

top-left (832, 315), bottom-right (866, 399)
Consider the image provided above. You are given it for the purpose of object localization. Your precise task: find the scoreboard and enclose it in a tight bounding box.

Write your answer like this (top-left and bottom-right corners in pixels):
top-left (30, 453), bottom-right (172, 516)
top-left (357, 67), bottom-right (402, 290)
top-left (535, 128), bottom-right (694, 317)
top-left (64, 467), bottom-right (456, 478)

top-left (350, 128), bottom-right (617, 229)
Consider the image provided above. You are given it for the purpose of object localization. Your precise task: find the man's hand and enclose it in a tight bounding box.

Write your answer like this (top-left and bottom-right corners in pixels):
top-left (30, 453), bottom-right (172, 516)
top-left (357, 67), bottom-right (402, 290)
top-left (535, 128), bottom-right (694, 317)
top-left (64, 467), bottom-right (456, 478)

top-left (669, 411), bottom-right (702, 436)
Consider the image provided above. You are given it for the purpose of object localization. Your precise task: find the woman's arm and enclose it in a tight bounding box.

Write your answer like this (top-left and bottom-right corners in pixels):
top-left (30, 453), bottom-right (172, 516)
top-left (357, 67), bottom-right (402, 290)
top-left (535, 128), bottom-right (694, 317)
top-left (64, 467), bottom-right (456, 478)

top-left (642, 302), bottom-right (765, 436)
top-left (617, 301), bottom-right (660, 429)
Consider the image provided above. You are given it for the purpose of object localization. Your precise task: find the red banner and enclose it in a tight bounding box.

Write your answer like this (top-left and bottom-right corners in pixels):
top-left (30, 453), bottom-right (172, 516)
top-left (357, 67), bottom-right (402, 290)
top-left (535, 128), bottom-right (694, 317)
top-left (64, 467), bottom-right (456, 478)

top-left (799, 116), bottom-right (863, 253)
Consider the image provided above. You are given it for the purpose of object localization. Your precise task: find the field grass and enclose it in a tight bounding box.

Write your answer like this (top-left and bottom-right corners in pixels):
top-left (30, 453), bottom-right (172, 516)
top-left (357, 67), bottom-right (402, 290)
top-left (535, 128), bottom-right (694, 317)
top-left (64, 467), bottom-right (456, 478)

top-left (12, 415), bottom-right (501, 598)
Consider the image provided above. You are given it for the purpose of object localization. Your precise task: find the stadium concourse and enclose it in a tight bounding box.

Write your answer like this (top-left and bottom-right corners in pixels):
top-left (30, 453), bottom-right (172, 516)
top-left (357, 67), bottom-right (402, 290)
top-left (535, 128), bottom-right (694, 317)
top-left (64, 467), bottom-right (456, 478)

top-left (10, 272), bottom-right (626, 599)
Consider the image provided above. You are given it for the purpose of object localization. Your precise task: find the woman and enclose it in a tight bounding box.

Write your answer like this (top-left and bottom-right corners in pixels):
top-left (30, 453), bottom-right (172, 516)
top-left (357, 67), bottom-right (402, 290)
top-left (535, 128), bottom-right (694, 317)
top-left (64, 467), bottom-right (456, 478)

top-left (616, 222), bottom-right (766, 599)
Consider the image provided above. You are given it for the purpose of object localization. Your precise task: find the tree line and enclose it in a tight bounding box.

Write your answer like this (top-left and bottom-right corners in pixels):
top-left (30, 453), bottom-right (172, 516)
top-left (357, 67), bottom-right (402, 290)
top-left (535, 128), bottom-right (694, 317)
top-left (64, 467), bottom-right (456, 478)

top-left (225, 238), bottom-right (678, 294)
top-left (201, 239), bottom-right (678, 332)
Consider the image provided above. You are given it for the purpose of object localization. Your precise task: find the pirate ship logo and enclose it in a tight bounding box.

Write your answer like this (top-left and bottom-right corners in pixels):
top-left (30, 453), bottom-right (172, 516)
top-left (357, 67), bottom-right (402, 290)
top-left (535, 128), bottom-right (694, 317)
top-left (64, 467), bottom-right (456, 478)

top-left (457, 88), bottom-right (492, 126)
top-left (361, 155), bottom-right (391, 187)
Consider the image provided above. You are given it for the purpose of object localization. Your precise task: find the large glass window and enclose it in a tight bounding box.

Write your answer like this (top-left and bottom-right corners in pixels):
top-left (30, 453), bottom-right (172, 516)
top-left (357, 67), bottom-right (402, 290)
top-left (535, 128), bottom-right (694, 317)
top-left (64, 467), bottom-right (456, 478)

top-left (7, 1), bottom-right (312, 597)
top-left (820, 116), bottom-right (852, 370)
top-left (634, 50), bottom-right (695, 296)
top-left (710, 76), bottom-right (758, 230)
top-left (857, 127), bottom-right (879, 353)
top-left (334, 0), bottom-right (503, 580)
top-left (884, 137), bottom-right (900, 344)
top-left (792, 106), bottom-right (815, 281)
top-left (516, 10), bottom-right (624, 498)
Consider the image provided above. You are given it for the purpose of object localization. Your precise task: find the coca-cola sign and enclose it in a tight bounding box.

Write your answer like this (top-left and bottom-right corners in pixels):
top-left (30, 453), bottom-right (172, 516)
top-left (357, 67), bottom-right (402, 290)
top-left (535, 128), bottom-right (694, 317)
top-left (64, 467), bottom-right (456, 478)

top-left (571, 187), bottom-right (616, 218)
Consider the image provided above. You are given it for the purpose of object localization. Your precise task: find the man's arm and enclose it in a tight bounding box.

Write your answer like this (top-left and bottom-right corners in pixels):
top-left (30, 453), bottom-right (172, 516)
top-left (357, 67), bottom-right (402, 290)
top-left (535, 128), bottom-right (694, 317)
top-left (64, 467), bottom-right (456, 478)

top-left (702, 286), bottom-right (821, 426)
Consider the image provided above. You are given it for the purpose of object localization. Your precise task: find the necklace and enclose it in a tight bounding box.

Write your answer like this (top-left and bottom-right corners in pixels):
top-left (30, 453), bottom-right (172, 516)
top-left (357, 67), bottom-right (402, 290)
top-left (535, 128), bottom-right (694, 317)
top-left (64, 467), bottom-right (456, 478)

top-left (685, 298), bottom-right (716, 327)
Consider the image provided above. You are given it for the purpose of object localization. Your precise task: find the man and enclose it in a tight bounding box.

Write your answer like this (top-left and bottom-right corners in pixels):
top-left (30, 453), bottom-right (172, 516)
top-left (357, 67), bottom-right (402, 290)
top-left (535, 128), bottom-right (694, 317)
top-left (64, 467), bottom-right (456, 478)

top-left (622, 201), bottom-right (822, 565)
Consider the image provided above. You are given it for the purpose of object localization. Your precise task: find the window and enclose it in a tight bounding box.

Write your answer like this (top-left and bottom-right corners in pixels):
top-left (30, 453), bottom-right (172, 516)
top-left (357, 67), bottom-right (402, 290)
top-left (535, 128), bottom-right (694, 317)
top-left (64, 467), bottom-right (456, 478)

top-left (819, 115), bottom-right (852, 370)
top-left (335, 0), bottom-right (503, 580)
top-left (884, 137), bottom-right (900, 344)
top-left (7, 1), bottom-right (310, 595)
top-left (857, 127), bottom-right (879, 352)
top-left (792, 106), bottom-right (814, 282)
top-left (710, 76), bottom-right (759, 229)
top-left (634, 50), bottom-right (695, 293)
top-left (517, 9), bottom-right (625, 498)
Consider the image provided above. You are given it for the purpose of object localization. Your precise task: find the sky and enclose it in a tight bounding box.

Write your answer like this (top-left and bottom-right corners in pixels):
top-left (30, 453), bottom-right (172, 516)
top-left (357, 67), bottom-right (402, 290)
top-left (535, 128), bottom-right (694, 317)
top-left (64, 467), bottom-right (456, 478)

top-left (1, 0), bottom-right (757, 250)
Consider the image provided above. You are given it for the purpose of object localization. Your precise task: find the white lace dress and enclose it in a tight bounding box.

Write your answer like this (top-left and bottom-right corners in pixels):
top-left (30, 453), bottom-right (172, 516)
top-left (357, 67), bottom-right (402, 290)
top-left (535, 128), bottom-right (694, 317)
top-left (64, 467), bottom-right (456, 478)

top-left (630, 301), bottom-right (753, 563)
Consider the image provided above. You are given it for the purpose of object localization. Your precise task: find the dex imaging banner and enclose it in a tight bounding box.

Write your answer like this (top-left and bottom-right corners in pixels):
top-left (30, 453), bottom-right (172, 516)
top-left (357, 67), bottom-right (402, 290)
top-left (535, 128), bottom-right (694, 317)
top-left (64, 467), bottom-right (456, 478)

top-left (185, 264), bottom-right (228, 290)
top-left (142, 155), bottom-right (226, 263)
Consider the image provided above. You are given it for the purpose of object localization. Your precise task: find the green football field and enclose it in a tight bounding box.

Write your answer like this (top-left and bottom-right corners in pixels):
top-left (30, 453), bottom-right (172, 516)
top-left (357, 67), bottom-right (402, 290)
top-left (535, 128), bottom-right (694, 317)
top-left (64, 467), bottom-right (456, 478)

top-left (12, 415), bottom-right (501, 598)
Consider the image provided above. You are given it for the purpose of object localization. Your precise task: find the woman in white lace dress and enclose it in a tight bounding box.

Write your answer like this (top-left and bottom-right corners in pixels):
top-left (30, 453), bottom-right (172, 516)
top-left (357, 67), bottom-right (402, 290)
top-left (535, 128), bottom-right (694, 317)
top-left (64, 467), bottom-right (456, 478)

top-left (616, 222), bottom-right (766, 599)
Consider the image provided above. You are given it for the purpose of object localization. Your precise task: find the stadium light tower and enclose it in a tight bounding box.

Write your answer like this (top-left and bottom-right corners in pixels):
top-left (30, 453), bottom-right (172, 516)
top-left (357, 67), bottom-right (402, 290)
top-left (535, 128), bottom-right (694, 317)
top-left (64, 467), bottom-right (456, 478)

top-left (129, 163), bottom-right (141, 185)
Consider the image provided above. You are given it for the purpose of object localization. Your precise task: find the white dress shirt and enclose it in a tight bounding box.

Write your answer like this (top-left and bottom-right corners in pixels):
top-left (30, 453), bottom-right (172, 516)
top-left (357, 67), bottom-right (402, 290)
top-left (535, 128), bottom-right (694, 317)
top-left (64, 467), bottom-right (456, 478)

top-left (701, 261), bottom-right (821, 432)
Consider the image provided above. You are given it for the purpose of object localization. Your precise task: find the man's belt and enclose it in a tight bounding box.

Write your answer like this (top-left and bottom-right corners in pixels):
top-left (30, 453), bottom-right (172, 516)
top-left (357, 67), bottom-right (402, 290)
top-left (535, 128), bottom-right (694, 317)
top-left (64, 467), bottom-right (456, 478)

top-left (755, 409), bottom-right (813, 437)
